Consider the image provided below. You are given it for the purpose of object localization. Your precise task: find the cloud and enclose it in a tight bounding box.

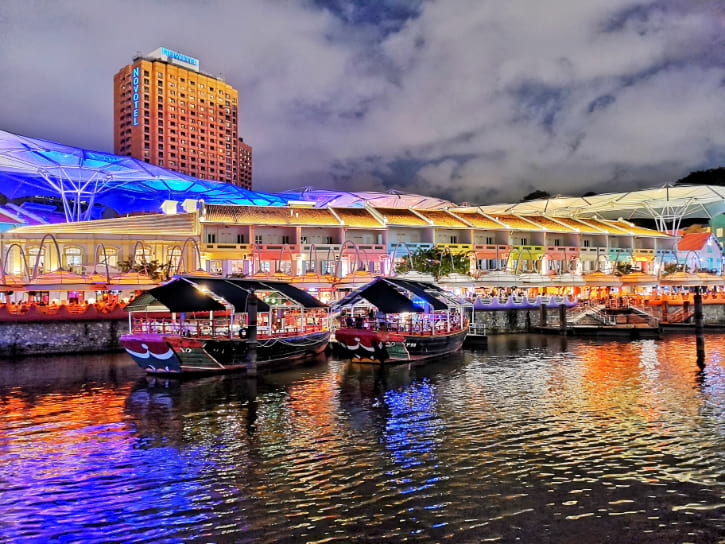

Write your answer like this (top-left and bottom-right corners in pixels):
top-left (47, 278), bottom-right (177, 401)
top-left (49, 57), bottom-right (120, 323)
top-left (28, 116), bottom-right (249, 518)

top-left (1, 0), bottom-right (723, 204)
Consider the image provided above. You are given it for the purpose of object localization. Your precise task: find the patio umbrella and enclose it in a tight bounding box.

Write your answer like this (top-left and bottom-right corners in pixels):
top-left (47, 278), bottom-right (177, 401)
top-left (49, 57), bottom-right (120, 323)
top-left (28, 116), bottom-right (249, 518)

top-left (0, 273), bottom-right (26, 291)
top-left (518, 272), bottom-right (552, 287)
top-left (393, 270), bottom-right (436, 283)
top-left (475, 270), bottom-right (520, 288)
top-left (582, 271), bottom-right (623, 288)
top-left (25, 270), bottom-right (97, 291)
top-left (659, 271), bottom-right (705, 287)
top-left (620, 271), bottom-right (659, 287)
top-left (694, 272), bottom-right (725, 287)
top-left (438, 272), bottom-right (475, 288)
top-left (291, 272), bottom-right (336, 287)
top-left (106, 271), bottom-right (160, 291)
top-left (548, 273), bottom-right (586, 287)
top-left (251, 270), bottom-right (295, 282)
top-left (335, 270), bottom-right (378, 286)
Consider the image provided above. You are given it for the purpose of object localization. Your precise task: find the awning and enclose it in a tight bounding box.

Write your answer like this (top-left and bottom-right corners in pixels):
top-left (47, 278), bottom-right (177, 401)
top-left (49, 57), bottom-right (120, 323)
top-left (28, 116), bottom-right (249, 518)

top-left (138, 279), bottom-right (227, 313)
top-left (185, 277), bottom-right (267, 312)
top-left (332, 279), bottom-right (424, 314)
top-left (179, 276), bottom-right (328, 311)
top-left (257, 280), bottom-right (328, 308)
top-left (385, 278), bottom-right (449, 310)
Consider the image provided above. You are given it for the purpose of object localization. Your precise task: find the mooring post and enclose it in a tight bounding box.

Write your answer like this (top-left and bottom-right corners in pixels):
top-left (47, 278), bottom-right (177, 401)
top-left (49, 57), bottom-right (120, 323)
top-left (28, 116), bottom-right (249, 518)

top-left (540, 304), bottom-right (548, 327)
top-left (694, 287), bottom-right (705, 368)
top-left (246, 292), bottom-right (258, 376)
top-left (559, 303), bottom-right (567, 335)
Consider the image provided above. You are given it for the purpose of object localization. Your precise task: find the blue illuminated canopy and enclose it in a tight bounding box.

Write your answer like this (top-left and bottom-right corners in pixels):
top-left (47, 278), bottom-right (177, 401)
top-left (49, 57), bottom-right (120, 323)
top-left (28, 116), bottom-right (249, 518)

top-left (0, 130), bottom-right (288, 221)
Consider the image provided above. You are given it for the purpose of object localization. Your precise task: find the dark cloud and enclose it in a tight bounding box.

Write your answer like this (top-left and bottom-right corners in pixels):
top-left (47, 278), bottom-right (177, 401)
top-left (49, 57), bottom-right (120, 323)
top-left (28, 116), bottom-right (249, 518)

top-left (0, 0), bottom-right (723, 204)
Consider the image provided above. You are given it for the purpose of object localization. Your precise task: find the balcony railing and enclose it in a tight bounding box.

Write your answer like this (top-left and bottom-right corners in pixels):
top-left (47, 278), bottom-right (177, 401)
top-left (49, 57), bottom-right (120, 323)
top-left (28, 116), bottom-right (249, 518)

top-left (435, 243), bottom-right (473, 253)
top-left (579, 246), bottom-right (608, 259)
top-left (472, 244), bottom-right (510, 256)
top-left (544, 245), bottom-right (579, 257)
top-left (353, 244), bottom-right (387, 252)
top-left (387, 242), bottom-right (434, 254)
top-left (508, 245), bottom-right (544, 257)
top-left (301, 244), bottom-right (342, 252)
top-left (203, 242), bottom-right (252, 252)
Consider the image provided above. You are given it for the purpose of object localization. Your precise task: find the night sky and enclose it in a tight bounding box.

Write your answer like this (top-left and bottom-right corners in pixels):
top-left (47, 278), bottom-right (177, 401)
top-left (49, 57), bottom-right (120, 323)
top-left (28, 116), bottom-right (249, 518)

top-left (1, 0), bottom-right (724, 204)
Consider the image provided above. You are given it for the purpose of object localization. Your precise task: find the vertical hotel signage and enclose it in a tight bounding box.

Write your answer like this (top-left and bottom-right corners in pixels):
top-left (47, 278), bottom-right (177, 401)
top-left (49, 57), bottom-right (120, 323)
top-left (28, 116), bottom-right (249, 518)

top-left (132, 66), bottom-right (140, 126)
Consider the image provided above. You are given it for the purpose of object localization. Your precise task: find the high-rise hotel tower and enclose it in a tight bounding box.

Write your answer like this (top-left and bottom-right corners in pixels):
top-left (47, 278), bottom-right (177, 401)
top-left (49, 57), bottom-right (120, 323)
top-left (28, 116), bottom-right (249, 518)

top-left (113, 47), bottom-right (252, 189)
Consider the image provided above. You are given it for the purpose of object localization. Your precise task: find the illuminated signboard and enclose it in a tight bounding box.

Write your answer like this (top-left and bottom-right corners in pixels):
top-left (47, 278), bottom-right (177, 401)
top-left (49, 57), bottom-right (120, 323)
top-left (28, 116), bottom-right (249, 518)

top-left (161, 47), bottom-right (199, 67)
top-left (132, 66), bottom-right (139, 126)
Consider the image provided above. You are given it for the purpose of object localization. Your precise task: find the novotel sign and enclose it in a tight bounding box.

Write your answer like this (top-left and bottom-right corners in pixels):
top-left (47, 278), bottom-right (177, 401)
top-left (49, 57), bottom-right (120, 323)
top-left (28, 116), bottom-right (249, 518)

top-left (132, 66), bottom-right (140, 126)
top-left (161, 47), bottom-right (199, 67)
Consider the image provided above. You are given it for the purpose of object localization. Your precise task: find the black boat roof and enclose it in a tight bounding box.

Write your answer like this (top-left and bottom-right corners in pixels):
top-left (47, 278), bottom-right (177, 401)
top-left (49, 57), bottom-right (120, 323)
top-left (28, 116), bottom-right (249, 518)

top-left (125, 275), bottom-right (328, 313)
top-left (331, 277), bottom-right (457, 314)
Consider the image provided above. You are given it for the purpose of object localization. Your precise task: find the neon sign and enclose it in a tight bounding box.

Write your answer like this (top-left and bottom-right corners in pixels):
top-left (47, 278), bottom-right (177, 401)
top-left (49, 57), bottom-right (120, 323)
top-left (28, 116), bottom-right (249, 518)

top-left (161, 47), bottom-right (199, 67)
top-left (132, 66), bottom-right (139, 126)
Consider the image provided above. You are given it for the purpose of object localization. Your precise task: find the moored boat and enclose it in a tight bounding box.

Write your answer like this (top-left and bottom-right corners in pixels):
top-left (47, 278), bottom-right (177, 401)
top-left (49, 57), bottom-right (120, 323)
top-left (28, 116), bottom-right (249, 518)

top-left (121, 275), bottom-right (330, 375)
top-left (331, 277), bottom-right (468, 364)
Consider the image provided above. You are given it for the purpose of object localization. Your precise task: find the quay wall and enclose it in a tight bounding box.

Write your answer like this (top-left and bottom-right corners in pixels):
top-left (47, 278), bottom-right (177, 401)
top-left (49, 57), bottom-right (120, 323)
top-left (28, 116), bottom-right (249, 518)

top-left (702, 305), bottom-right (725, 323)
top-left (0, 319), bottom-right (126, 357)
top-left (2, 304), bottom-right (725, 356)
top-left (473, 309), bottom-right (544, 334)
top-left (475, 303), bottom-right (725, 335)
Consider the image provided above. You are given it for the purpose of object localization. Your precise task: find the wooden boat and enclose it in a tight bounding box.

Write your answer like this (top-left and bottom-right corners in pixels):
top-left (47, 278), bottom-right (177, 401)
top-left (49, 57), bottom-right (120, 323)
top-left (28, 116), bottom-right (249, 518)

top-left (331, 277), bottom-right (468, 364)
top-left (120, 275), bottom-right (330, 375)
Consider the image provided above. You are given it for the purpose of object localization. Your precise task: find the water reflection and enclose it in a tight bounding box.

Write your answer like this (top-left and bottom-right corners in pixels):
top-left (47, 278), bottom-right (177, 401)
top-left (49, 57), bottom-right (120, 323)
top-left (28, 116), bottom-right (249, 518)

top-left (0, 336), bottom-right (723, 542)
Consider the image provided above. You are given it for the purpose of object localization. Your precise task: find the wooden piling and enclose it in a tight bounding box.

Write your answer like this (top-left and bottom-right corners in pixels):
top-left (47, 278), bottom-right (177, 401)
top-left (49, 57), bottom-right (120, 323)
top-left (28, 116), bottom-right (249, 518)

top-left (246, 292), bottom-right (258, 376)
top-left (559, 303), bottom-right (567, 335)
top-left (694, 289), bottom-right (705, 368)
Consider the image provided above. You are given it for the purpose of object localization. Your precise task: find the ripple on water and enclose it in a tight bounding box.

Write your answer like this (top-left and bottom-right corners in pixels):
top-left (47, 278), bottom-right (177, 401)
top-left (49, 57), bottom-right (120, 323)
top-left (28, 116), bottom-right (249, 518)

top-left (0, 335), bottom-right (724, 542)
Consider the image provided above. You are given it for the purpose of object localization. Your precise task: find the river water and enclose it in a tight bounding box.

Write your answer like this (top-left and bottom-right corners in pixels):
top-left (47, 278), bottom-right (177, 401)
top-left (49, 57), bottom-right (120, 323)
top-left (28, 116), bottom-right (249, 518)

top-left (0, 334), bottom-right (723, 543)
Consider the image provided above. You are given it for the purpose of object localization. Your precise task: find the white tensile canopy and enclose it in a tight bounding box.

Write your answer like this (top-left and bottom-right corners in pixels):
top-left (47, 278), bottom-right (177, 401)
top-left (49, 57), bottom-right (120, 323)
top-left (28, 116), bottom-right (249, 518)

top-left (476, 185), bottom-right (725, 234)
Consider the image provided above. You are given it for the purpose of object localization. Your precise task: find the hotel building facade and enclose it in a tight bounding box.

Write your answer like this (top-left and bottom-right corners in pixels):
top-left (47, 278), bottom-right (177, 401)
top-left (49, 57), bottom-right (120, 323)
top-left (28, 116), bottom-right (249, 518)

top-left (113, 47), bottom-right (252, 189)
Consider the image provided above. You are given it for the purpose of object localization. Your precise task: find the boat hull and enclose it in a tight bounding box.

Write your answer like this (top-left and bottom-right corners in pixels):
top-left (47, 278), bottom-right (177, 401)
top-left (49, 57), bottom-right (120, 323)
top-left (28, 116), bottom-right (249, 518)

top-left (333, 328), bottom-right (467, 364)
top-left (120, 331), bottom-right (330, 375)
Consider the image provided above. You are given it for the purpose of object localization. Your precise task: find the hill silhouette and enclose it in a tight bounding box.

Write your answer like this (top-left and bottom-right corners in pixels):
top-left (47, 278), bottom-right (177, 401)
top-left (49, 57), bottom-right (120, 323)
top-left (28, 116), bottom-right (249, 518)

top-left (675, 167), bottom-right (725, 186)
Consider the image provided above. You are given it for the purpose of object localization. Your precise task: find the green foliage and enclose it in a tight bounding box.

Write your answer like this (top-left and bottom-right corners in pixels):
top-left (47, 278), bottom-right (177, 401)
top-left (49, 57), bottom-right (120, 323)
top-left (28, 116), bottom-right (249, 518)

top-left (395, 247), bottom-right (471, 280)
top-left (675, 167), bottom-right (725, 186)
top-left (521, 190), bottom-right (551, 202)
top-left (615, 262), bottom-right (633, 275)
top-left (117, 259), bottom-right (170, 281)
top-left (663, 263), bottom-right (679, 274)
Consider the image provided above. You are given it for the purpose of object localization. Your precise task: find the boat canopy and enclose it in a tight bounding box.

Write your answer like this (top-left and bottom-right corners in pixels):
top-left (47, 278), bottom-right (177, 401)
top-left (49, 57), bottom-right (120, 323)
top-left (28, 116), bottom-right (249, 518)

top-left (333, 279), bottom-right (424, 314)
top-left (125, 275), bottom-right (328, 313)
top-left (130, 279), bottom-right (227, 313)
top-left (332, 277), bottom-right (461, 314)
top-left (385, 278), bottom-right (449, 310)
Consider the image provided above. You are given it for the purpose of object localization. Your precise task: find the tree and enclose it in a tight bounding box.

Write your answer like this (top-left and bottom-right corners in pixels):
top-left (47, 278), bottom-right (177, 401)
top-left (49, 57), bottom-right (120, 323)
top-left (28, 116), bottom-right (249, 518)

top-left (395, 247), bottom-right (471, 280)
top-left (521, 190), bottom-right (551, 202)
top-left (675, 167), bottom-right (725, 186)
top-left (117, 259), bottom-right (170, 281)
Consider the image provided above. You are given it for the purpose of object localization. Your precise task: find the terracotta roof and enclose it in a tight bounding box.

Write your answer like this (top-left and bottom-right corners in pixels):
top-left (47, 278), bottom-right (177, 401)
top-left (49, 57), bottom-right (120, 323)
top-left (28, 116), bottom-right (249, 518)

top-left (604, 220), bottom-right (669, 237)
top-left (519, 216), bottom-right (578, 232)
top-left (449, 211), bottom-right (505, 229)
top-left (677, 232), bottom-right (714, 251)
top-left (373, 208), bottom-right (431, 226)
top-left (10, 213), bottom-right (196, 236)
top-left (330, 207), bottom-right (385, 228)
top-left (203, 205), bottom-right (341, 226)
top-left (552, 217), bottom-right (608, 233)
top-left (415, 209), bottom-right (470, 227)
top-left (489, 214), bottom-right (543, 230)
top-left (581, 218), bottom-right (631, 234)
